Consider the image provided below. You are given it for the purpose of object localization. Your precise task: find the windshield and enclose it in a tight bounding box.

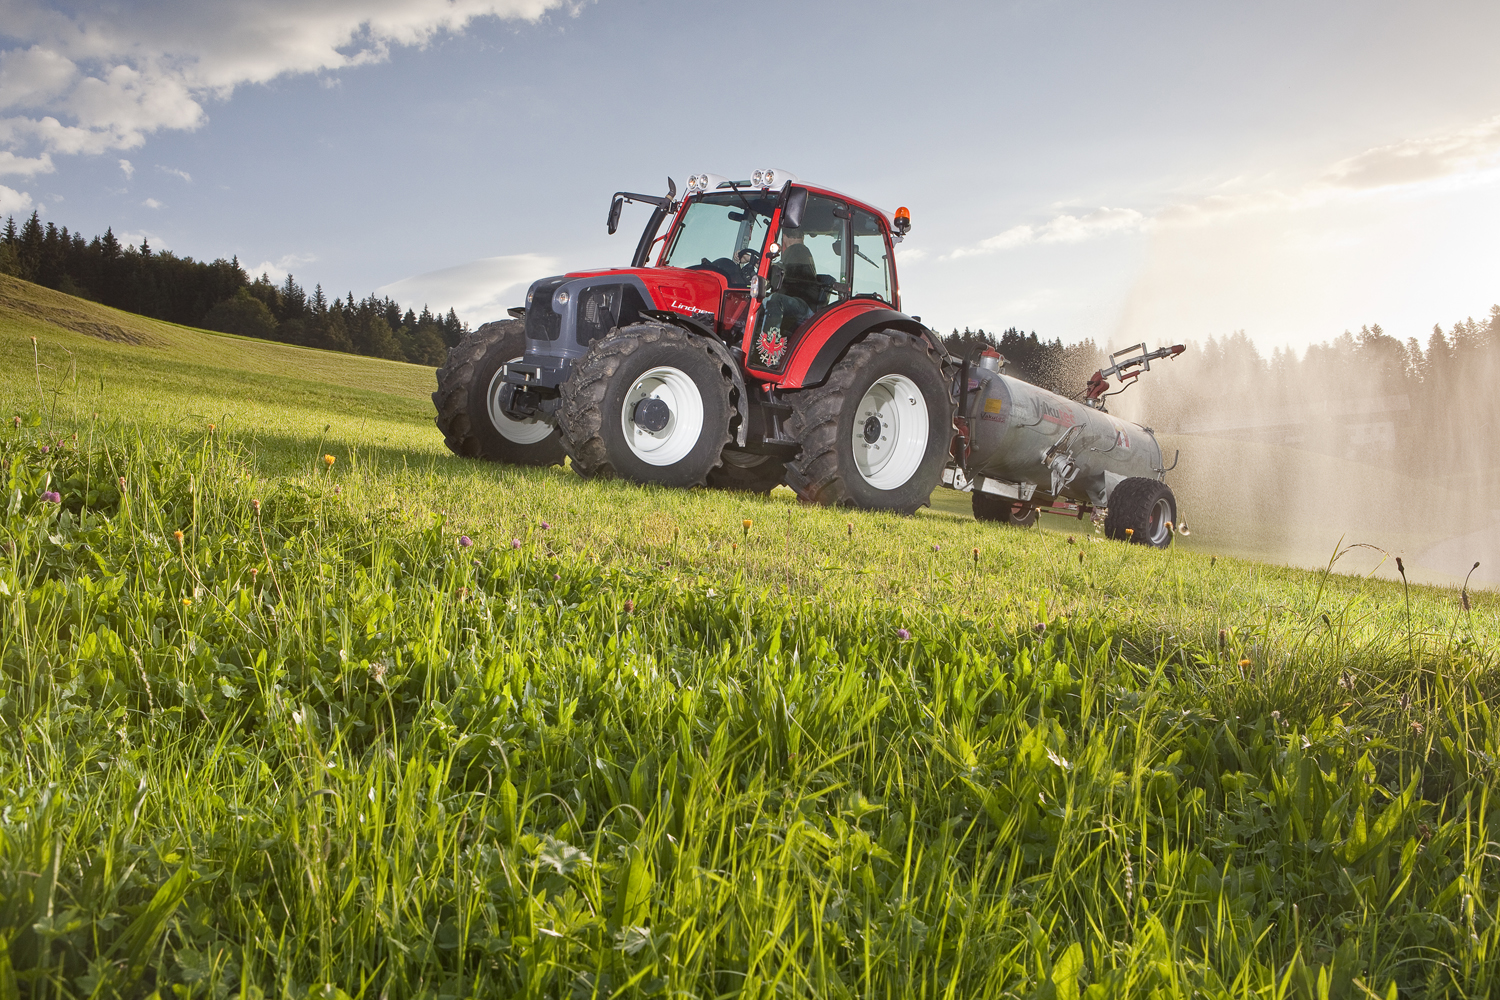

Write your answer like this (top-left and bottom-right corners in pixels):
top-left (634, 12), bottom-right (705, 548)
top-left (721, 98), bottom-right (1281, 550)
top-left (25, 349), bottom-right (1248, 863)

top-left (660, 191), bottom-right (778, 287)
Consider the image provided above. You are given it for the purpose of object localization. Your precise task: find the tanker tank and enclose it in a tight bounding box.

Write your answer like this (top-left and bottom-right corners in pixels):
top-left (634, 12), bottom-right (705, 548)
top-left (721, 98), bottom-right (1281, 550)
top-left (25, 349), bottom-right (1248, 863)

top-left (952, 354), bottom-right (1168, 508)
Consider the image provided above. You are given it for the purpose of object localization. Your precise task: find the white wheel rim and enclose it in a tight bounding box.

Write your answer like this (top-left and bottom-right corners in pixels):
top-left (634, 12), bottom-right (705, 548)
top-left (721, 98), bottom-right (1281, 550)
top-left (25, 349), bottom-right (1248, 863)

top-left (852, 373), bottom-right (928, 490)
top-left (1146, 497), bottom-right (1173, 545)
top-left (620, 366), bottom-right (705, 467)
top-left (487, 363), bottom-right (556, 445)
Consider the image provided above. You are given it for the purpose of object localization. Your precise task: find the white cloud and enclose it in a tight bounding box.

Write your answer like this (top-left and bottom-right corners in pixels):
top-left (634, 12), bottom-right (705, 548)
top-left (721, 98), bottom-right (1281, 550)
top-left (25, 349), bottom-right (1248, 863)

top-left (947, 114), bottom-right (1500, 259)
top-left (0, 183), bottom-right (33, 214)
top-left (0, 149), bottom-right (52, 176)
top-left (947, 206), bottom-right (1146, 258)
top-left (377, 253), bottom-right (560, 322)
top-left (143, 197), bottom-right (162, 208)
top-left (0, 1), bottom-right (567, 162)
top-left (118, 158), bottom-right (133, 178)
top-left (247, 252), bottom-right (318, 283)
top-left (158, 165), bottom-right (191, 182)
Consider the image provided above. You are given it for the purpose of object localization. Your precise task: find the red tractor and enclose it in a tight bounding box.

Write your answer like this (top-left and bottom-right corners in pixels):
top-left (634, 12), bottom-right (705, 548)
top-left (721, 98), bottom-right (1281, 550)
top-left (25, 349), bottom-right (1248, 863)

top-left (434, 170), bottom-right (954, 513)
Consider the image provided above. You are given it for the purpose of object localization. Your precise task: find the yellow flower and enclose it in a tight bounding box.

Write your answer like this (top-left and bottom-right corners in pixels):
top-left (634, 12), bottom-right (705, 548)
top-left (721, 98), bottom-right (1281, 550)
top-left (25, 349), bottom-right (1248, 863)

top-left (1238, 658), bottom-right (1251, 667)
top-left (182, 597), bottom-right (192, 606)
top-left (1125, 528), bottom-right (1134, 537)
top-left (173, 529), bottom-right (184, 543)
top-left (323, 454), bottom-right (336, 467)
top-left (741, 519), bottom-right (752, 536)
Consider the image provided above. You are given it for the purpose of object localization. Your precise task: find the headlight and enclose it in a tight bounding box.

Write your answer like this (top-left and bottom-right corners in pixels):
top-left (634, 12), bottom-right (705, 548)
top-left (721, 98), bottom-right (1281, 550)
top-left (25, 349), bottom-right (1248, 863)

top-left (752, 169), bottom-right (765, 186)
top-left (555, 290), bottom-right (570, 306)
top-left (760, 169), bottom-right (776, 187)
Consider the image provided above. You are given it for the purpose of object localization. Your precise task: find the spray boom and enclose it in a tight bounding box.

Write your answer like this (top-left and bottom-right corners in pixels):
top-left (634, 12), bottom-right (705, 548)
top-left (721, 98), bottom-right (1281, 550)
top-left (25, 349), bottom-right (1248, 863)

top-left (1083, 342), bottom-right (1186, 409)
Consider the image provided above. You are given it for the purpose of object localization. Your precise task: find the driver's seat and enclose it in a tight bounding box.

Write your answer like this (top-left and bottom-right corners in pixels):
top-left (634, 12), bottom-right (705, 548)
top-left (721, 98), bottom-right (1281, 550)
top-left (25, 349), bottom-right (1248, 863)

top-left (780, 243), bottom-right (820, 309)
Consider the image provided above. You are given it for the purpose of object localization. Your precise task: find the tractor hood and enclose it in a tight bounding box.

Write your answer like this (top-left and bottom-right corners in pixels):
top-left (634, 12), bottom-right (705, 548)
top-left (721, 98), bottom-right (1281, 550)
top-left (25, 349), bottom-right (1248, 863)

top-left (524, 266), bottom-right (729, 330)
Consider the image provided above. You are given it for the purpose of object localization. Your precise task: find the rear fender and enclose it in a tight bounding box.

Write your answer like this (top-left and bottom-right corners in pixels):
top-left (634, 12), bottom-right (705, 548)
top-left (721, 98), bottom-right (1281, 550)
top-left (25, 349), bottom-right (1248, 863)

top-left (777, 304), bottom-right (944, 389)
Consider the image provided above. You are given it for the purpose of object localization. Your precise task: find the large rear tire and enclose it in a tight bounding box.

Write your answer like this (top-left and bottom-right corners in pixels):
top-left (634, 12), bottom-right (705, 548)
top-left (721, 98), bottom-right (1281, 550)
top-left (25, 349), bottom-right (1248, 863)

top-left (973, 492), bottom-right (1038, 528)
top-left (432, 320), bottom-right (565, 465)
top-left (784, 330), bottom-right (952, 514)
top-left (1104, 477), bottom-right (1176, 548)
top-left (706, 451), bottom-right (786, 493)
top-left (558, 323), bottom-right (735, 487)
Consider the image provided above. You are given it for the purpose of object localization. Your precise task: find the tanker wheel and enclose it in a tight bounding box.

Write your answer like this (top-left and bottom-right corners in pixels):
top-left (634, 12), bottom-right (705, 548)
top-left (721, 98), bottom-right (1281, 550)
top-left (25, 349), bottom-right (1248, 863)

top-left (785, 330), bottom-right (952, 514)
top-left (558, 322), bottom-right (734, 487)
top-left (972, 492), bottom-right (1038, 528)
top-left (1104, 477), bottom-right (1176, 548)
top-left (432, 319), bottom-right (565, 465)
top-left (706, 450), bottom-right (786, 493)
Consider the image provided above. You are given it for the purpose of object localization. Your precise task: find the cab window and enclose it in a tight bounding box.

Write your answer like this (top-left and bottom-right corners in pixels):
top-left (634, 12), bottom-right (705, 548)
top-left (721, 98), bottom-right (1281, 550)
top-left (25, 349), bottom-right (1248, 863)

top-left (850, 210), bottom-right (891, 304)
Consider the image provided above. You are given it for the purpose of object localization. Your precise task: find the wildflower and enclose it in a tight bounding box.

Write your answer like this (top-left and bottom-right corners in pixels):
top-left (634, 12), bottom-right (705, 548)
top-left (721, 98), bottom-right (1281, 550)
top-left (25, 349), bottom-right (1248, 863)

top-left (40, 490), bottom-right (61, 504)
top-left (552, 573), bottom-right (560, 582)
top-left (1078, 551), bottom-right (1083, 564)
top-left (1177, 521), bottom-right (1191, 536)
top-left (208, 423), bottom-right (216, 432)
top-left (896, 628), bottom-right (910, 641)
top-left (458, 535), bottom-right (474, 548)
top-left (972, 546), bottom-right (980, 564)
top-left (10, 416), bottom-right (18, 429)
top-left (119, 476), bottom-right (126, 490)
top-left (847, 522), bottom-right (853, 538)
top-left (40, 445), bottom-right (49, 454)
top-left (1165, 521), bottom-right (1173, 531)
top-left (181, 597), bottom-right (192, 606)
top-left (250, 568), bottom-right (259, 578)
top-left (539, 521), bottom-right (551, 531)
top-left (732, 542), bottom-right (738, 553)
top-left (1238, 658), bottom-right (1251, 667)
top-left (323, 454), bottom-right (336, 467)
top-left (1218, 629), bottom-right (1227, 648)
top-left (742, 518), bottom-right (752, 536)
top-left (252, 498), bottom-right (261, 512)
top-left (624, 599), bottom-right (635, 613)
top-left (932, 543), bottom-right (941, 552)
top-left (511, 538), bottom-right (521, 549)
top-left (1125, 528), bottom-right (1134, 538)
top-left (1067, 536), bottom-right (1075, 544)
top-left (1410, 720), bottom-right (1424, 735)
top-left (173, 530), bottom-right (184, 544)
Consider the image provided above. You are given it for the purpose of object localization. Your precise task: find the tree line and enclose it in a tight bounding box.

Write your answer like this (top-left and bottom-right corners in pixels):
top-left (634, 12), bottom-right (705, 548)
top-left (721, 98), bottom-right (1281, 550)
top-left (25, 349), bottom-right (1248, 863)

top-left (0, 211), bottom-right (467, 366)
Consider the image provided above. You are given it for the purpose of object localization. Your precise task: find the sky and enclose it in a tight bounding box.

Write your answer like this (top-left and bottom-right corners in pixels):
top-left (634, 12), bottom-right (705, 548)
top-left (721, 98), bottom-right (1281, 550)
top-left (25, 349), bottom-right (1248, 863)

top-left (2, 0), bottom-right (1499, 354)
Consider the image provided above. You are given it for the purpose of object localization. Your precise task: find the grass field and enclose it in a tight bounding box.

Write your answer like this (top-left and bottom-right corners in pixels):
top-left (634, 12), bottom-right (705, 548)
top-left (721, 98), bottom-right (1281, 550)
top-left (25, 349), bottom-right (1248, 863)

top-left (3, 274), bottom-right (1499, 998)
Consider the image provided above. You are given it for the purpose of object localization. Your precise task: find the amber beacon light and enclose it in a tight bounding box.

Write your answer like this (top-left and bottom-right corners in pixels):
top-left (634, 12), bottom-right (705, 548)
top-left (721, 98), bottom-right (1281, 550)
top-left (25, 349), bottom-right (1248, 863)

top-left (893, 206), bottom-right (911, 236)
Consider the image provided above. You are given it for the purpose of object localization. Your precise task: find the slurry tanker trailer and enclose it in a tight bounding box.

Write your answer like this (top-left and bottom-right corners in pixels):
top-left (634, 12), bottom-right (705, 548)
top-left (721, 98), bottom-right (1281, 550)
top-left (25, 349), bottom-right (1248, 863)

top-left (434, 170), bottom-right (1185, 547)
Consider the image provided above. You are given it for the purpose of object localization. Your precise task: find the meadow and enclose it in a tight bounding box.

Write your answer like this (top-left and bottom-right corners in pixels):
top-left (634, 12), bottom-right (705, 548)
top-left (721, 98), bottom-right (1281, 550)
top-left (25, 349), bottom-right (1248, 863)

top-left (2, 274), bottom-right (1498, 998)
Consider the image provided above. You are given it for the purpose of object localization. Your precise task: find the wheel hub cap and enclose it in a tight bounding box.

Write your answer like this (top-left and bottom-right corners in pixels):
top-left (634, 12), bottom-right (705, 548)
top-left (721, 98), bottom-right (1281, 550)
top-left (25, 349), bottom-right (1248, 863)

top-left (862, 415), bottom-right (883, 444)
top-left (633, 397), bottom-right (672, 433)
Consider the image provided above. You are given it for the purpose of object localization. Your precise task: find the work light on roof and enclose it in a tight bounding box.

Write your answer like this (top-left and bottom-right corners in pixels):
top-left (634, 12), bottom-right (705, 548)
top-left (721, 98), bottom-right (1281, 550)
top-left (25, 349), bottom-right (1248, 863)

top-left (687, 174), bottom-right (710, 192)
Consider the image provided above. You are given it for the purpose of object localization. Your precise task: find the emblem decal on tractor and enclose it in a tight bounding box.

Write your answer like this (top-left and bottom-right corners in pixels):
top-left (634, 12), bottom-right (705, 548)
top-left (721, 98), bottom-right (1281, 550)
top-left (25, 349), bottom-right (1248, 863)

top-left (757, 328), bottom-right (788, 367)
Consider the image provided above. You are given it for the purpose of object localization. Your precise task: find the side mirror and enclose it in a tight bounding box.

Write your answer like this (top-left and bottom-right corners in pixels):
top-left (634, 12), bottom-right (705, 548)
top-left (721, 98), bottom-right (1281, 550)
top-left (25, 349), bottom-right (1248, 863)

top-left (607, 196), bottom-right (624, 235)
top-left (666, 176), bottom-right (677, 200)
top-left (783, 187), bottom-right (807, 230)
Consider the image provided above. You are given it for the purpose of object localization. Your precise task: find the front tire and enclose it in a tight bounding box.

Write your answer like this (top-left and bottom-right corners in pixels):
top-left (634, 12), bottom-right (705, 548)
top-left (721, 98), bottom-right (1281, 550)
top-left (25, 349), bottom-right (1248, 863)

top-left (558, 323), bottom-right (735, 487)
top-left (785, 330), bottom-right (952, 514)
top-left (1104, 477), bottom-right (1176, 548)
top-left (432, 320), bottom-right (565, 465)
top-left (973, 492), bottom-right (1038, 527)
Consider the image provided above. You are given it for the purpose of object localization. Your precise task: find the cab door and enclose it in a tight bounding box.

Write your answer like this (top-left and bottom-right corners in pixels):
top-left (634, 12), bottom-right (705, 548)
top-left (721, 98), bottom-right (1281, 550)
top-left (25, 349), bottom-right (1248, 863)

top-left (745, 192), bottom-right (850, 375)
